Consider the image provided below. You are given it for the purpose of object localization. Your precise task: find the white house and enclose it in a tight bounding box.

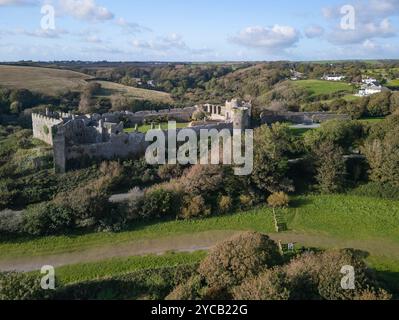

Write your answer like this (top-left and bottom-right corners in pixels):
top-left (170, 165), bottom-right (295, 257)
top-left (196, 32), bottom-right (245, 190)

top-left (356, 84), bottom-right (384, 97)
top-left (322, 74), bottom-right (345, 81)
top-left (362, 77), bottom-right (378, 85)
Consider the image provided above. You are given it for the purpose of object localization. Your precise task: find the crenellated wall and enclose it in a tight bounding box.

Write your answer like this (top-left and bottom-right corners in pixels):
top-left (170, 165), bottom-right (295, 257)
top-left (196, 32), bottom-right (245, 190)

top-left (32, 113), bottom-right (63, 146)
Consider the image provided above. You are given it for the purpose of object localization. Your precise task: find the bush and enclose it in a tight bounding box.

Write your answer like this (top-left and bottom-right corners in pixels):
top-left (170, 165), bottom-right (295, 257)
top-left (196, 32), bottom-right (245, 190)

top-left (158, 164), bottom-right (185, 181)
top-left (238, 194), bottom-right (254, 210)
top-left (53, 265), bottom-right (197, 300)
top-left (218, 196), bottom-right (233, 214)
top-left (350, 182), bottom-right (399, 200)
top-left (283, 250), bottom-right (391, 300)
top-left (0, 272), bottom-right (48, 300)
top-left (0, 210), bottom-right (23, 236)
top-left (198, 232), bottom-right (282, 290)
top-left (22, 202), bottom-right (75, 236)
top-left (139, 189), bottom-right (179, 219)
top-left (165, 275), bottom-right (204, 300)
top-left (233, 268), bottom-right (291, 300)
top-left (180, 195), bottom-right (211, 219)
top-left (232, 249), bottom-right (392, 300)
top-left (267, 192), bottom-right (289, 208)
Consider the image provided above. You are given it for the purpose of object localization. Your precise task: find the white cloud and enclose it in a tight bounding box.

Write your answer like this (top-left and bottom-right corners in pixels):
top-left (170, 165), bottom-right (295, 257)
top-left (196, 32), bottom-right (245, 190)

top-left (17, 28), bottom-right (69, 38)
top-left (116, 18), bottom-right (151, 33)
top-left (327, 18), bottom-right (395, 45)
top-left (84, 35), bottom-right (102, 43)
top-left (322, 0), bottom-right (398, 45)
top-left (304, 25), bottom-right (325, 39)
top-left (132, 33), bottom-right (189, 52)
top-left (230, 25), bottom-right (300, 52)
top-left (0, 0), bottom-right (37, 6)
top-left (59, 0), bottom-right (114, 22)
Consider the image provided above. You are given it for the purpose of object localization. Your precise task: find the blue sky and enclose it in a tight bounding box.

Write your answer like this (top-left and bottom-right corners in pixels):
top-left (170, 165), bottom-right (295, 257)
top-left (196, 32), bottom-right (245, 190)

top-left (0, 0), bottom-right (398, 61)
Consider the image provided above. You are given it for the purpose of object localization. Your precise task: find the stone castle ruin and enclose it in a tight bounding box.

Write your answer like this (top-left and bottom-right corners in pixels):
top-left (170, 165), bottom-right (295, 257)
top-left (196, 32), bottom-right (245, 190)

top-left (32, 99), bottom-right (252, 173)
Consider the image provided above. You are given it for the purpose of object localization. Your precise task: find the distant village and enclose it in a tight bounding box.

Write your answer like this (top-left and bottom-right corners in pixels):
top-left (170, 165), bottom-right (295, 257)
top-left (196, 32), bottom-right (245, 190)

top-left (290, 69), bottom-right (388, 97)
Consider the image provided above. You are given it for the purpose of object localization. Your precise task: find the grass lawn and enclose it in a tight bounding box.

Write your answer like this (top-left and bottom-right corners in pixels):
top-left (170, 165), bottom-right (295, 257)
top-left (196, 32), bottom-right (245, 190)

top-left (387, 79), bottom-right (399, 89)
top-left (125, 122), bottom-right (189, 134)
top-left (1, 195), bottom-right (398, 259)
top-left (51, 251), bottom-right (206, 285)
top-left (359, 117), bottom-right (386, 124)
top-left (287, 195), bottom-right (399, 242)
top-left (291, 80), bottom-right (353, 98)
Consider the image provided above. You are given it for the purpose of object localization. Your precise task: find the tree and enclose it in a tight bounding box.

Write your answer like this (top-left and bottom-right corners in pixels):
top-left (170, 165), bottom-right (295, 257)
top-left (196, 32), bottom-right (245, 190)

top-left (312, 141), bottom-right (346, 193)
top-left (251, 124), bottom-right (296, 194)
top-left (362, 131), bottom-right (399, 187)
top-left (198, 232), bottom-right (282, 290)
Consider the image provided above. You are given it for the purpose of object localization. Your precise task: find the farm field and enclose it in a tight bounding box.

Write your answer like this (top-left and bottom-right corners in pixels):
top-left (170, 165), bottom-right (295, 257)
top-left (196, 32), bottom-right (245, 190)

top-left (0, 65), bottom-right (91, 95)
top-left (95, 80), bottom-right (173, 104)
top-left (0, 65), bottom-right (173, 103)
top-left (387, 79), bottom-right (399, 88)
top-left (290, 79), bottom-right (354, 97)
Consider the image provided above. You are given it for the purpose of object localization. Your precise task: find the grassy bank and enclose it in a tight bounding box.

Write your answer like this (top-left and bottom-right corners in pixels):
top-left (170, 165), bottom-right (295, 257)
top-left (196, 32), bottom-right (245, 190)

top-left (1, 195), bottom-right (398, 259)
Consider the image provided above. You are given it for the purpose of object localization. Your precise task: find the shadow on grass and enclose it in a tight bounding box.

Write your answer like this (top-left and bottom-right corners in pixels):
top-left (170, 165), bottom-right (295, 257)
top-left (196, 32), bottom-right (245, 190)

top-left (290, 197), bottom-right (313, 209)
top-left (375, 270), bottom-right (399, 297)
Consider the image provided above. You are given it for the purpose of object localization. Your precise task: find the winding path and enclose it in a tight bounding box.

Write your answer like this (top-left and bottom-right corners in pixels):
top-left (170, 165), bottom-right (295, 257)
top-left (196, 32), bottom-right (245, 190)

top-left (1, 230), bottom-right (398, 272)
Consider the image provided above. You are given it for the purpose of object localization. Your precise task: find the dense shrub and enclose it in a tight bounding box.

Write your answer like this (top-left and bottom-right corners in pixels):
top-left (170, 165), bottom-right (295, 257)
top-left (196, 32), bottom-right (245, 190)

top-left (218, 196), bottom-right (233, 214)
top-left (233, 269), bottom-right (291, 300)
top-left (232, 250), bottom-right (391, 300)
top-left (198, 232), bottom-right (282, 290)
top-left (180, 195), bottom-right (211, 219)
top-left (283, 250), bottom-right (391, 300)
top-left (350, 182), bottom-right (399, 200)
top-left (53, 265), bottom-right (197, 300)
top-left (0, 272), bottom-right (48, 300)
top-left (165, 275), bottom-right (204, 300)
top-left (138, 189), bottom-right (180, 219)
top-left (267, 192), bottom-right (289, 208)
top-left (22, 203), bottom-right (75, 236)
top-left (238, 194), bottom-right (254, 210)
top-left (0, 210), bottom-right (24, 236)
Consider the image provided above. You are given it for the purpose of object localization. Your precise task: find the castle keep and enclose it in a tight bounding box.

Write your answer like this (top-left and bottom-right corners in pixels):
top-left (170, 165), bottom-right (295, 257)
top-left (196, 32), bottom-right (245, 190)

top-left (32, 100), bottom-right (252, 173)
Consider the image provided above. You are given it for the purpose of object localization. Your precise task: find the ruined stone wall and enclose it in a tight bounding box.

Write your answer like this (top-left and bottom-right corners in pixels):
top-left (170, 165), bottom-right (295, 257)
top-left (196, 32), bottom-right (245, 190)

top-left (32, 113), bottom-right (63, 146)
top-left (101, 107), bottom-right (196, 124)
top-left (65, 132), bottom-right (149, 165)
top-left (260, 111), bottom-right (351, 125)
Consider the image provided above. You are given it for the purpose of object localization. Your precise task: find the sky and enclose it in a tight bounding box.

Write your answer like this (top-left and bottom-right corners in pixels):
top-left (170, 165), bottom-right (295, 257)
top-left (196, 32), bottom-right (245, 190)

top-left (0, 0), bottom-right (399, 61)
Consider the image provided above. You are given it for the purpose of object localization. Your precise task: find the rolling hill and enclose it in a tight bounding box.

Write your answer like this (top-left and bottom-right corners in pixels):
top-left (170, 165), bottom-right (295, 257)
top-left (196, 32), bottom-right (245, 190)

top-left (0, 65), bottom-right (173, 103)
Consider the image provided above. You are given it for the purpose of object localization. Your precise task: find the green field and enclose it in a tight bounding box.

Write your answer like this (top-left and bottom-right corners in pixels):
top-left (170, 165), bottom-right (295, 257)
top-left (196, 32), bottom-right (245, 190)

top-left (0, 65), bottom-right (90, 95)
top-left (2, 194), bottom-right (399, 293)
top-left (53, 251), bottom-right (206, 285)
top-left (1, 195), bottom-right (398, 259)
top-left (359, 117), bottom-right (386, 124)
top-left (95, 80), bottom-right (173, 103)
top-left (291, 80), bottom-right (354, 98)
top-left (125, 122), bottom-right (189, 134)
top-left (387, 79), bottom-right (399, 88)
